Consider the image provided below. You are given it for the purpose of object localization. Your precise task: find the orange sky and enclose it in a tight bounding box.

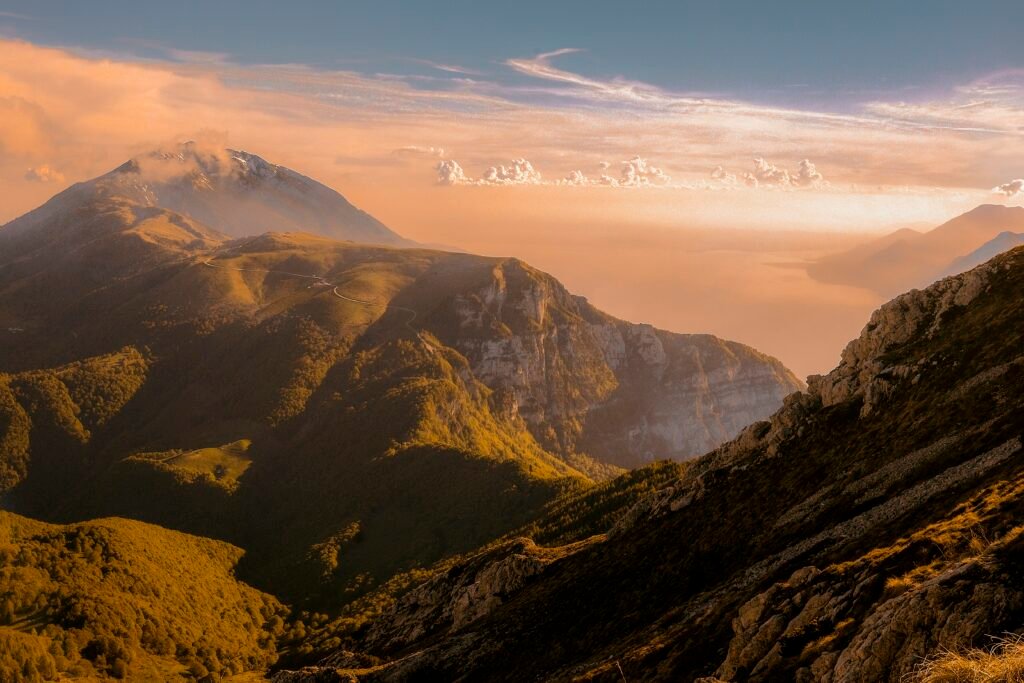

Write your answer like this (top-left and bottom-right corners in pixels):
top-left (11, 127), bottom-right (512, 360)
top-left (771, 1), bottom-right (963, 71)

top-left (2, 38), bottom-right (1022, 376)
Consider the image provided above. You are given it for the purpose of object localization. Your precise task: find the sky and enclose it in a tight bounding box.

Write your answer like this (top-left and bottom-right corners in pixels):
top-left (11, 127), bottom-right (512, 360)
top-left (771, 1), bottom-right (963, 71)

top-left (1, 1), bottom-right (1023, 376)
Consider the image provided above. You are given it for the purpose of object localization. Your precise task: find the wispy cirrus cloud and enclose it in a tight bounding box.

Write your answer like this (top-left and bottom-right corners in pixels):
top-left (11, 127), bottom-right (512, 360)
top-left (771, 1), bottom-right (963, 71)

top-left (504, 47), bottom-right (702, 108)
top-left (410, 58), bottom-right (484, 77)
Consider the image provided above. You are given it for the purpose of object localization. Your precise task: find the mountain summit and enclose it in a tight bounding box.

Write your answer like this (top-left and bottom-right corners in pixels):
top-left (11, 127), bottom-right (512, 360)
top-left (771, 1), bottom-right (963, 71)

top-left (4, 142), bottom-right (408, 246)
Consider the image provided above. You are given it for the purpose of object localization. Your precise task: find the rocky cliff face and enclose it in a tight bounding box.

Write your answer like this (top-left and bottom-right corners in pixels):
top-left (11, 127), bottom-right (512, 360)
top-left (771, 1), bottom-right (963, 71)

top-left (283, 245), bottom-right (1024, 681)
top-left (437, 258), bottom-right (803, 468)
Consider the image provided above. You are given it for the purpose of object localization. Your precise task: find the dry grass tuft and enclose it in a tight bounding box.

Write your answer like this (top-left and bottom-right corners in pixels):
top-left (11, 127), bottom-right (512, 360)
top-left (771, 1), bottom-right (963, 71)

top-left (914, 634), bottom-right (1024, 682)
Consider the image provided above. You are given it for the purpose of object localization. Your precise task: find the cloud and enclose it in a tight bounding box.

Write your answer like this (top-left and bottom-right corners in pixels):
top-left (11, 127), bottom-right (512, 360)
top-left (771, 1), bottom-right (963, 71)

top-left (24, 164), bottom-right (64, 183)
top-left (744, 158), bottom-right (791, 188)
top-left (739, 158), bottom-right (827, 189)
top-left (0, 96), bottom-right (54, 157)
top-left (411, 59), bottom-right (483, 76)
top-left (436, 156), bottom-right (673, 188)
top-left (711, 166), bottom-right (738, 187)
top-left (558, 169), bottom-right (589, 186)
top-left (436, 158), bottom-right (542, 186)
top-left (436, 159), bottom-right (469, 185)
top-left (131, 133), bottom-right (235, 184)
top-left (863, 70), bottom-right (1024, 134)
top-left (505, 48), bottom-right (678, 107)
top-left (992, 178), bottom-right (1024, 197)
top-left (792, 159), bottom-right (826, 188)
top-left (570, 157), bottom-right (672, 187)
top-left (618, 157), bottom-right (670, 186)
top-left (395, 145), bottom-right (445, 158)
top-left (480, 158), bottom-right (542, 185)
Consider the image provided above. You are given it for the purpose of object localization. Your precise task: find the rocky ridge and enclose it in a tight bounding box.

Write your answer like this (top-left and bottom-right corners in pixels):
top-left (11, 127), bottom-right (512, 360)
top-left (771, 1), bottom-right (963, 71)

top-left (442, 257), bottom-right (803, 468)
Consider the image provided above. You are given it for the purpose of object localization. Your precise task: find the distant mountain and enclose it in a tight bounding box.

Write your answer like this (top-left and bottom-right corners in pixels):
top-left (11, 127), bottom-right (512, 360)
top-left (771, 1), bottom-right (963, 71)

top-left (280, 245), bottom-right (1024, 682)
top-left (0, 170), bottom-right (800, 614)
top-left (938, 230), bottom-right (1024, 278)
top-left (1, 142), bottom-right (408, 246)
top-left (807, 204), bottom-right (1024, 296)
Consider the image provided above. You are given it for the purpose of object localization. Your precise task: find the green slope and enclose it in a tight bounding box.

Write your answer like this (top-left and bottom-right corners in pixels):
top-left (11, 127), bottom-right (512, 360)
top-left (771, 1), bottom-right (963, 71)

top-left (0, 511), bottom-right (285, 681)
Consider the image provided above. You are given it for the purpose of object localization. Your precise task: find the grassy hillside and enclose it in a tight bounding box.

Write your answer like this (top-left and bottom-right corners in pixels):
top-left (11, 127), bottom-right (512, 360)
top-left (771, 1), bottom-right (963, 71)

top-left (0, 511), bottom-right (285, 681)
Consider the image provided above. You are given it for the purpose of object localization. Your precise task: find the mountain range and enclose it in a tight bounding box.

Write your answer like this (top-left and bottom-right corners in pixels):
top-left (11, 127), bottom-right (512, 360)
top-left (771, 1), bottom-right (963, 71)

top-left (806, 204), bottom-right (1024, 297)
top-left (0, 146), bottom-right (800, 661)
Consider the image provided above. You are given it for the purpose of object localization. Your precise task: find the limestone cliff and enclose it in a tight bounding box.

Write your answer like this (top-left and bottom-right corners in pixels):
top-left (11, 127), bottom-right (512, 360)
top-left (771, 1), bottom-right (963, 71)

top-left (437, 257), bottom-right (803, 468)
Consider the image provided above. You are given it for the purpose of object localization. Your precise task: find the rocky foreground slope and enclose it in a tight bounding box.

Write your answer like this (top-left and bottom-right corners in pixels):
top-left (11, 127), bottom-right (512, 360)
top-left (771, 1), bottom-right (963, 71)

top-left (279, 246), bottom-right (1024, 681)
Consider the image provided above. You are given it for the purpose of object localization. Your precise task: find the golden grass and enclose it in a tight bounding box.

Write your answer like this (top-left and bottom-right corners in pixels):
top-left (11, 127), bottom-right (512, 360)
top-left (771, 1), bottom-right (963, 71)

top-left (915, 635), bottom-right (1024, 682)
top-left (831, 475), bottom-right (1024, 580)
top-left (163, 439), bottom-right (253, 487)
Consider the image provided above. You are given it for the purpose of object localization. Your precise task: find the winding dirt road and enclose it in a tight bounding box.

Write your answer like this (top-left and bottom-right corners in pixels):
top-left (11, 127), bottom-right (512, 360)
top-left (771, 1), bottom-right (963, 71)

top-left (201, 257), bottom-right (427, 344)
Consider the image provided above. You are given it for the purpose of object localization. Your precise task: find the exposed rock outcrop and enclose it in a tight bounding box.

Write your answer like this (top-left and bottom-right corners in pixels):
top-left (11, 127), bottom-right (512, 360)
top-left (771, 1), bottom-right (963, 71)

top-left (362, 537), bottom-right (583, 653)
top-left (444, 258), bottom-right (803, 467)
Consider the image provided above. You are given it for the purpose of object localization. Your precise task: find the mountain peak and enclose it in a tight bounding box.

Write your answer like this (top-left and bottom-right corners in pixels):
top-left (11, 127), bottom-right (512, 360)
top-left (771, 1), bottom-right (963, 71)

top-left (6, 142), bottom-right (410, 247)
top-left (119, 143), bottom-right (281, 185)
top-left (963, 203), bottom-right (1021, 215)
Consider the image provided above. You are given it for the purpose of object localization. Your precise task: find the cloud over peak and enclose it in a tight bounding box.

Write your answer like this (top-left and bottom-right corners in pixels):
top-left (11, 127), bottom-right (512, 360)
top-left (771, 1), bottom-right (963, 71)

top-left (24, 164), bottom-right (65, 183)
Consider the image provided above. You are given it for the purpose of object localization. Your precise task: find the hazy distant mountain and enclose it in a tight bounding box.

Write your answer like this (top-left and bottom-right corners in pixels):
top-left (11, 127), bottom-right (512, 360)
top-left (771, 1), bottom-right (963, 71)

top-left (0, 158), bottom-right (800, 629)
top-left (280, 245), bottom-right (1024, 682)
top-left (938, 230), bottom-right (1024, 278)
top-left (807, 204), bottom-right (1024, 296)
top-left (2, 142), bottom-right (408, 246)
